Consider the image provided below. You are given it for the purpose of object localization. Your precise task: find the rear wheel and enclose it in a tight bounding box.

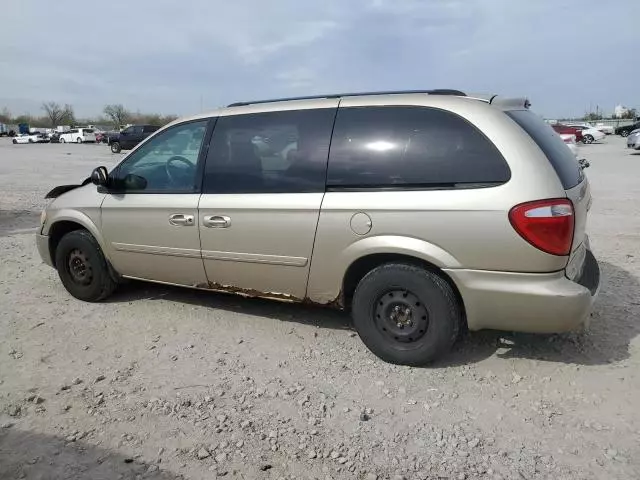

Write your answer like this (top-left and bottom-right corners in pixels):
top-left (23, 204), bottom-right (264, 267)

top-left (76, 137), bottom-right (83, 143)
top-left (60, 138), bottom-right (66, 143)
top-left (28, 138), bottom-right (34, 143)
top-left (583, 134), bottom-right (594, 144)
top-left (351, 263), bottom-right (461, 365)
top-left (621, 130), bottom-right (629, 138)
top-left (54, 230), bottom-right (117, 302)
top-left (12, 139), bottom-right (17, 144)
top-left (110, 142), bottom-right (121, 153)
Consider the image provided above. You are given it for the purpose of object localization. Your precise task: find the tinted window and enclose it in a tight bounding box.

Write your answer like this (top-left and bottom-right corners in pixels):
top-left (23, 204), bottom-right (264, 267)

top-left (327, 106), bottom-right (510, 188)
top-left (203, 108), bottom-right (335, 193)
top-left (133, 126), bottom-right (144, 135)
top-left (114, 120), bottom-right (208, 192)
top-left (507, 110), bottom-right (582, 189)
top-left (143, 125), bottom-right (160, 133)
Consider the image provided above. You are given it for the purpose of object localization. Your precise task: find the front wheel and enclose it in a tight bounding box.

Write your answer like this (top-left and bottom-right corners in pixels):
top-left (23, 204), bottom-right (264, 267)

top-left (12, 139), bottom-right (17, 144)
top-left (110, 142), bottom-right (121, 153)
top-left (54, 230), bottom-right (117, 302)
top-left (60, 138), bottom-right (66, 143)
top-left (28, 139), bottom-right (34, 143)
top-left (621, 131), bottom-right (629, 138)
top-left (76, 137), bottom-right (83, 143)
top-left (583, 134), bottom-right (594, 144)
top-left (351, 263), bottom-right (461, 365)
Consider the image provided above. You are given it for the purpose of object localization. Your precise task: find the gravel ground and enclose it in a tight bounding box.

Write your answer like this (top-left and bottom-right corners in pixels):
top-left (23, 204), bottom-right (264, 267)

top-left (0, 137), bottom-right (639, 480)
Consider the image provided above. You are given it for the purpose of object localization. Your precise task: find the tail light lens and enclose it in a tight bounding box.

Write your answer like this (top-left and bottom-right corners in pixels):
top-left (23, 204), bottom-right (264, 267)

top-left (509, 199), bottom-right (574, 256)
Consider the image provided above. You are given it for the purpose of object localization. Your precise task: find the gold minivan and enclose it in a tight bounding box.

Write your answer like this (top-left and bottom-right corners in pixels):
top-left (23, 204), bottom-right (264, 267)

top-left (37, 90), bottom-right (600, 365)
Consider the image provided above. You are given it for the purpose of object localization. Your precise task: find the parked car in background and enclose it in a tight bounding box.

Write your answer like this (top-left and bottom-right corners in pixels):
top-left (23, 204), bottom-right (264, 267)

top-left (552, 124), bottom-right (584, 143)
top-left (12, 132), bottom-right (47, 144)
top-left (615, 121), bottom-right (640, 137)
top-left (49, 132), bottom-right (61, 143)
top-left (108, 124), bottom-right (159, 153)
top-left (37, 90), bottom-right (599, 365)
top-left (594, 123), bottom-right (614, 135)
top-left (59, 128), bottom-right (97, 144)
top-left (559, 133), bottom-right (580, 158)
top-left (626, 129), bottom-right (640, 150)
top-left (565, 124), bottom-right (606, 144)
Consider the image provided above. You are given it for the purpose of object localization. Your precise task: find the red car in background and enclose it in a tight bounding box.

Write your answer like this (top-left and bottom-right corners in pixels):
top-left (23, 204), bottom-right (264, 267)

top-left (552, 124), bottom-right (584, 143)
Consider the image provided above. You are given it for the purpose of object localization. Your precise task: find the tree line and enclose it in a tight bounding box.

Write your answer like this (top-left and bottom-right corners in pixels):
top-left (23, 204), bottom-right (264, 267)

top-left (0, 102), bottom-right (178, 129)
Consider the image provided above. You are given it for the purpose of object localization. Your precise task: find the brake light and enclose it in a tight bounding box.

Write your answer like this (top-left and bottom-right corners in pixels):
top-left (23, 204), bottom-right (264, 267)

top-left (509, 199), bottom-right (574, 256)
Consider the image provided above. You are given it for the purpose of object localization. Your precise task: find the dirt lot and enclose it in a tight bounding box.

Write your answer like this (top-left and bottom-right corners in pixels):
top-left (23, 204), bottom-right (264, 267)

top-left (0, 137), bottom-right (639, 480)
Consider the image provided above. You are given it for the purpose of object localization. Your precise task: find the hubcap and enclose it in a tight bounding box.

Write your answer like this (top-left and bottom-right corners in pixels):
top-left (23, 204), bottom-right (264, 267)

top-left (67, 249), bottom-right (93, 285)
top-left (374, 290), bottom-right (429, 344)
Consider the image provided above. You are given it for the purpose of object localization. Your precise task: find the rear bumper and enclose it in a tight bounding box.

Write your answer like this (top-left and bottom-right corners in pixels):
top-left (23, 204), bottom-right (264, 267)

top-left (445, 249), bottom-right (600, 333)
top-left (36, 233), bottom-right (54, 267)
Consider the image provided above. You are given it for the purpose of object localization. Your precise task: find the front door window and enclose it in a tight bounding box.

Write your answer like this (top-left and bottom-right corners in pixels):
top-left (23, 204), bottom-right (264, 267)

top-left (114, 120), bottom-right (208, 192)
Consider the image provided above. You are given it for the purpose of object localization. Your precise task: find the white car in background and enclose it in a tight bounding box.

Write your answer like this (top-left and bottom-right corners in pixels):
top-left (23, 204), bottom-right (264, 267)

top-left (594, 123), bottom-right (614, 135)
top-left (59, 128), bottom-right (97, 144)
top-left (565, 123), bottom-right (606, 144)
top-left (12, 133), bottom-right (45, 144)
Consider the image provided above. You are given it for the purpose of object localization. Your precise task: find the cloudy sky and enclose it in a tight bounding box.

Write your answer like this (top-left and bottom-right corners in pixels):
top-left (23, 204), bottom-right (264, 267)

top-left (1, 0), bottom-right (637, 119)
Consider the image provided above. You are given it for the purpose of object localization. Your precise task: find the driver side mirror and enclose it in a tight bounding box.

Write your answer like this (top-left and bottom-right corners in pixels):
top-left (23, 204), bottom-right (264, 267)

top-left (90, 166), bottom-right (109, 186)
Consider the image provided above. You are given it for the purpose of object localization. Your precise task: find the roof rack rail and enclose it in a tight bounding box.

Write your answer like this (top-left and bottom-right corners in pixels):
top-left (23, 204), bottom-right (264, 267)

top-left (227, 89), bottom-right (466, 107)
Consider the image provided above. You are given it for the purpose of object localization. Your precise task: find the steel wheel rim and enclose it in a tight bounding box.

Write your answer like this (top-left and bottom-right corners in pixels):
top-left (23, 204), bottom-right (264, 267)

top-left (373, 289), bottom-right (429, 345)
top-left (67, 249), bottom-right (93, 285)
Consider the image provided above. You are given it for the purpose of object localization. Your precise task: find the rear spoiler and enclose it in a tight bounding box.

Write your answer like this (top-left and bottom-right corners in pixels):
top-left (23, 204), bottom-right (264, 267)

top-left (467, 94), bottom-right (531, 110)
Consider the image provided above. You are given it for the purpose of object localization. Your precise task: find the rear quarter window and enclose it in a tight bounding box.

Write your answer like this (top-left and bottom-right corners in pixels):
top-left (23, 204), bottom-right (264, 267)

top-left (506, 110), bottom-right (582, 189)
top-left (327, 106), bottom-right (510, 188)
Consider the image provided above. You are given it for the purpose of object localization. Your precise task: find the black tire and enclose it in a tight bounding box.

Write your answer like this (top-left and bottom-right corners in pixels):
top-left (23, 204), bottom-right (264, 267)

top-left (583, 134), bottom-right (594, 144)
top-left (12, 139), bottom-right (17, 144)
top-left (60, 138), bottom-right (66, 143)
top-left (110, 142), bottom-right (121, 153)
top-left (76, 137), bottom-right (83, 144)
top-left (54, 230), bottom-right (117, 302)
top-left (351, 263), bottom-right (461, 366)
top-left (28, 138), bottom-right (33, 143)
top-left (620, 130), bottom-right (629, 138)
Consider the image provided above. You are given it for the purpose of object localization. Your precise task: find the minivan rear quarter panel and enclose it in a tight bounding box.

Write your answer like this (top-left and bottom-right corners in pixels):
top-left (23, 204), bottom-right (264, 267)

top-left (306, 96), bottom-right (572, 305)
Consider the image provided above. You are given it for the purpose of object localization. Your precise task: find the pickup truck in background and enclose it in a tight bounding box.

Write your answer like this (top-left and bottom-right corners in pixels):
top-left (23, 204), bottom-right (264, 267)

top-left (108, 124), bottom-right (159, 153)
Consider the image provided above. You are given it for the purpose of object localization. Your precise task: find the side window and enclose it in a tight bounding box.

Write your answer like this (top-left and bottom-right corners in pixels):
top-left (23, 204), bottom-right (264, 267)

top-left (327, 106), bottom-right (511, 188)
top-left (143, 125), bottom-right (159, 134)
top-left (122, 126), bottom-right (134, 135)
top-left (133, 126), bottom-right (144, 135)
top-left (114, 120), bottom-right (209, 192)
top-left (203, 108), bottom-right (335, 193)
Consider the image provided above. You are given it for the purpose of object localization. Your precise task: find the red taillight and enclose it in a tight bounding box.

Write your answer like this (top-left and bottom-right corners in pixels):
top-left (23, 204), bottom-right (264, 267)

top-left (509, 199), bottom-right (575, 256)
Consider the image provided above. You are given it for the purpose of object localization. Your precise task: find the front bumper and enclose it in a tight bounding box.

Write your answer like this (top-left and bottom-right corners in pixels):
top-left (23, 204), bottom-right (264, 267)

top-left (445, 249), bottom-right (600, 333)
top-left (36, 233), bottom-right (54, 267)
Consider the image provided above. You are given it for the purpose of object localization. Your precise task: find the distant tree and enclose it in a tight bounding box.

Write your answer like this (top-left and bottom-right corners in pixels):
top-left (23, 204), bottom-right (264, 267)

top-left (41, 101), bottom-right (65, 127)
top-left (583, 112), bottom-right (603, 121)
top-left (103, 104), bottom-right (130, 126)
top-left (621, 108), bottom-right (637, 120)
top-left (61, 104), bottom-right (76, 124)
top-left (0, 107), bottom-right (11, 123)
top-left (13, 114), bottom-right (32, 125)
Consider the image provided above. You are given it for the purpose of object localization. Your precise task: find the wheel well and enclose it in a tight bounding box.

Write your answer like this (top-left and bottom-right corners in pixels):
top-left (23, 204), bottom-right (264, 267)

top-left (342, 253), bottom-right (467, 325)
top-left (48, 221), bottom-right (86, 267)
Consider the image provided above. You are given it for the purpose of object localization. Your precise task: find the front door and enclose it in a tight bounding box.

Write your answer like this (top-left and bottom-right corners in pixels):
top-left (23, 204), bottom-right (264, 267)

top-left (198, 104), bottom-right (337, 299)
top-left (101, 119), bottom-right (211, 286)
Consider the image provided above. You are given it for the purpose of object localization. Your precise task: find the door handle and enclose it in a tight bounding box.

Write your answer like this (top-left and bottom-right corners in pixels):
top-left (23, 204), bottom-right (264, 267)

top-left (203, 215), bottom-right (231, 228)
top-left (169, 214), bottom-right (195, 226)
